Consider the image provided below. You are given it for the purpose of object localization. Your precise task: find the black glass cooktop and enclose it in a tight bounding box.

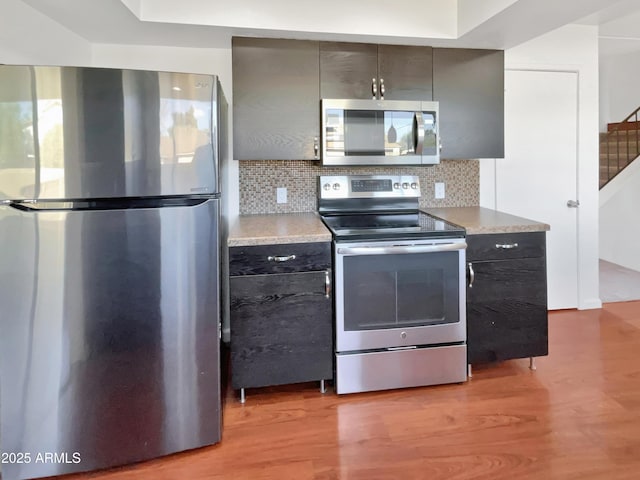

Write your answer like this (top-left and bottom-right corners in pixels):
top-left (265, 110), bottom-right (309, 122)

top-left (320, 210), bottom-right (465, 241)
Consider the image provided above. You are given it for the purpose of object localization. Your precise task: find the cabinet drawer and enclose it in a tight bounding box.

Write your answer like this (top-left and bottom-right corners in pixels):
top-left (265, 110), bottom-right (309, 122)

top-left (466, 232), bottom-right (545, 261)
top-left (229, 242), bottom-right (331, 276)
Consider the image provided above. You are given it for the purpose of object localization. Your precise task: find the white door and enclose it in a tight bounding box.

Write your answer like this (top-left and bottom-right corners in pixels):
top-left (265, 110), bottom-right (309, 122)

top-left (497, 69), bottom-right (579, 309)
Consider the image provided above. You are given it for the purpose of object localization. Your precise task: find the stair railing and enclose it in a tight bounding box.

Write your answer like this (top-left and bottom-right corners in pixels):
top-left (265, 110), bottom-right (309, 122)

top-left (602, 106), bottom-right (640, 188)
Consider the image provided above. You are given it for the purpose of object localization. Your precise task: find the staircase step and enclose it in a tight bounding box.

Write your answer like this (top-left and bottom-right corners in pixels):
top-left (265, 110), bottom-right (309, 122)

top-left (600, 169), bottom-right (620, 184)
top-left (600, 165), bottom-right (621, 174)
top-left (600, 151), bottom-right (638, 159)
top-left (606, 128), bottom-right (640, 135)
top-left (602, 136), bottom-right (639, 142)
top-left (602, 140), bottom-right (639, 148)
top-left (600, 153), bottom-right (638, 159)
top-left (603, 137), bottom-right (639, 143)
top-left (600, 158), bottom-right (621, 166)
top-left (602, 135), bottom-right (640, 144)
top-left (600, 165), bottom-right (622, 175)
top-left (600, 148), bottom-right (639, 157)
top-left (601, 154), bottom-right (638, 162)
top-left (600, 157), bottom-right (630, 167)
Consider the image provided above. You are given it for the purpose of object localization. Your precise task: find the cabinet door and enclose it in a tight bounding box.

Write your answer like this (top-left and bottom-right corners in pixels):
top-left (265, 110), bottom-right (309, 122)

top-left (377, 45), bottom-right (433, 101)
top-left (433, 48), bottom-right (504, 159)
top-left (230, 270), bottom-right (333, 390)
top-left (232, 37), bottom-right (320, 160)
top-left (467, 257), bottom-right (548, 364)
top-left (320, 42), bottom-right (378, 99)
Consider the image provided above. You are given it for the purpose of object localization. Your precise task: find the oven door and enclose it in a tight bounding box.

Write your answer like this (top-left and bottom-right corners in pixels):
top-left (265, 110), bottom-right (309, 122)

top-left (334, 238), bottom-right (466, 352)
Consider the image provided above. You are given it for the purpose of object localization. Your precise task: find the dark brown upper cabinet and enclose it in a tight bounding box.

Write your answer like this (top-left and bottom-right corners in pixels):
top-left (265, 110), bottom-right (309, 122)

top-left (320, 42), bottom-right (433, 101)
top-left (433, 48), bottom-right (504, 159)
top-left (232, 38), bottom-right (504, 161)
top-left (232, 37), bottom-right (320, 160)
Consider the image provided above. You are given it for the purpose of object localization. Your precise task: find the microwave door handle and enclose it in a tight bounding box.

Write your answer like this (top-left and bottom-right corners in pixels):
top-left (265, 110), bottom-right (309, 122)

top-left (414, 111), bottom-right (425, 155)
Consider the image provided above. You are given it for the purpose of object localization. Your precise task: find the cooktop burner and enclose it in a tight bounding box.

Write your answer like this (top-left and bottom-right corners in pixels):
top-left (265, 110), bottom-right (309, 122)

top-left (317, 174), bottom-right (465, 241)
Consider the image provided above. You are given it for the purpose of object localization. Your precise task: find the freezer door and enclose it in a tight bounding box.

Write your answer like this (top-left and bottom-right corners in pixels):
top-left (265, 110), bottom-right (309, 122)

top-left (0, 199), bottom-right (221, 480)
top-left (0, 66), bottom-right (219, 200)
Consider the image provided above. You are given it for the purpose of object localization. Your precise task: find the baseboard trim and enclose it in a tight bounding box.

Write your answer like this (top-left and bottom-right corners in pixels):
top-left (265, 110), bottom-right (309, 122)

top-left (578, 298), bottom-right (603, 310)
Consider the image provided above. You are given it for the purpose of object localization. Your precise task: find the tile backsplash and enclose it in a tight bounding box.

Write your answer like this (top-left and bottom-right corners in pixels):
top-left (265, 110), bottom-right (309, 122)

top-left (239, 160), bottom-right (479, 214)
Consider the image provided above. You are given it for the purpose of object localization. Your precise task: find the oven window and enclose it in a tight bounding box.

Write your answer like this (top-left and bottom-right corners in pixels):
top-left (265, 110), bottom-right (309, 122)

top-left (342, 251), bottom-right (460, 330)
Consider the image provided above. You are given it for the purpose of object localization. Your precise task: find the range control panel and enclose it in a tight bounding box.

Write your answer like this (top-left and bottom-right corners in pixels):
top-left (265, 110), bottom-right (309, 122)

top-left (318, 175), bottom-right (421, 200)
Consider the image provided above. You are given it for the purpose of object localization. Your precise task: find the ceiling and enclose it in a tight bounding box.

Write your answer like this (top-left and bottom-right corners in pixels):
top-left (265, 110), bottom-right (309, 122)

top-left (578, 0), bottom-right (640, 57)
top-left (18, 0), bottom-right (640, 55)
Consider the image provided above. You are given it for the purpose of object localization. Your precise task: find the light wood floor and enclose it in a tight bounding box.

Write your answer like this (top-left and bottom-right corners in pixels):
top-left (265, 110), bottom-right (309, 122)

top-left (65, 302), bottom-right (640, 480)
top-left (600, 260), bottom-right (640, 303)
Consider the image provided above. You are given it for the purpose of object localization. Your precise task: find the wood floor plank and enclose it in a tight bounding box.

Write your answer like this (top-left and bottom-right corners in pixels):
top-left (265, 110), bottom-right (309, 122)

top-left (57, 301), bottom-right (640, 480)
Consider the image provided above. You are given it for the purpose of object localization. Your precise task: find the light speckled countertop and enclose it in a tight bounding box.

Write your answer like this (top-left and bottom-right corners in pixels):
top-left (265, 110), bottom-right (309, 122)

top-left (228, 208), bottom-right (549, 246)
top-left (424, 207), bottom-right (550, 235)
top-left (228, 212), bottom-right (332, 247)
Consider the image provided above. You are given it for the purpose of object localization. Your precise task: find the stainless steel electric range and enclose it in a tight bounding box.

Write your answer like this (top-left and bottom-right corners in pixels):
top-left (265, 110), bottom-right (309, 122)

top-left (318, 174), bottom-right (468, 394)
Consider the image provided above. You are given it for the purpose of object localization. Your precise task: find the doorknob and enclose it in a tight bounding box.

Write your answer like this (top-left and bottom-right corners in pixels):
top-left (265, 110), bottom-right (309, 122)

top-left (567, 199), bottom-right (580, 208)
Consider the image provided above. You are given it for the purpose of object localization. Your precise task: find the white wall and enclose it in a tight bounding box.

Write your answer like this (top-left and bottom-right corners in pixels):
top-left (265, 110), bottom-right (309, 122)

top-left (598, 44), bottom-right (640, 272)
top-left (599, 49), bottom-right (640, 131)
top-left (457, 0), bottom-right (518, 36)
top-left (91, 42), bottom-right (239, 220)
top-left (600, 159), bottom-right (640, 271)
top-left (480, 24), bottom-right (601, 310)
top-left (0, 0), bottom-right (90, 65)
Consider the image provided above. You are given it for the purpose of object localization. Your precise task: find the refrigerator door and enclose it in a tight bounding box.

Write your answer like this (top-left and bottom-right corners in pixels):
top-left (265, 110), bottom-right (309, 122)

top-left (0, 66), bottom-right (220, 201)
top-left (0, 199), bottom-right (221, 480)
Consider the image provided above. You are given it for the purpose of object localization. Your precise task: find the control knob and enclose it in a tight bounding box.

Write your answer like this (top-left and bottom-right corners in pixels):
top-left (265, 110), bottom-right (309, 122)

top-left (402, 182), bottom-right (409, 189)
top-left (393, 183), bottom-right (400, 189)
top-left (333, 183), bottom-right (341, 190)
top-left (323, 183), bottom-right (331, 191)
top-left (411, 182), bottom-right (418, 189)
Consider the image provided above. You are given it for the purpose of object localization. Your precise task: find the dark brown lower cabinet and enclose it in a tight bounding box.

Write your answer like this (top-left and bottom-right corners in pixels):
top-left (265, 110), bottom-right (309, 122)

top-left (229, 243), bottom-right (333, 394)
top-left (466, 233), bottom-right (548, 365)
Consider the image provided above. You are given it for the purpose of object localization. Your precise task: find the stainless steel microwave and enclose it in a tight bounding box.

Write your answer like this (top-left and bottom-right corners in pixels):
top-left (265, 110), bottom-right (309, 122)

top-left (321, 99), bottom-right (440, 166)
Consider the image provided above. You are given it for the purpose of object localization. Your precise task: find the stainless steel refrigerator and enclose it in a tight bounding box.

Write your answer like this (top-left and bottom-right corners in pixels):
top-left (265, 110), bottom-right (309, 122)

top-left (0, 66), bottom-right (227, 480)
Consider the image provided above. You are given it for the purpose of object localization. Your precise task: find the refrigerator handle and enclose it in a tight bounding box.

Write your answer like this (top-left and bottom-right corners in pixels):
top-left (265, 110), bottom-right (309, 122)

top-left (3, 201), bottom-right (38, 211)
top-left (2, 200), bottom-right (37, 206)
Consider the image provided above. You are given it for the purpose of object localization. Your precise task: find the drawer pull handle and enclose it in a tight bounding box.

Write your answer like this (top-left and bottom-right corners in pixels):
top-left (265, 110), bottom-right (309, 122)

top-left (495, 243), bottom-right (518, 249)
top-left (325, 270), bottom-right (331, 298)
top-left (267, 254), bottom-right (296, 262)
top-left (468, 262), bottom-right (475, 288)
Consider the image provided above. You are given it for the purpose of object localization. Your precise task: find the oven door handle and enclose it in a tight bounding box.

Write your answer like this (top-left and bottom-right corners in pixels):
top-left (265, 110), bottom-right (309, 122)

top-left (337, 242), bottom-right (467, 256)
